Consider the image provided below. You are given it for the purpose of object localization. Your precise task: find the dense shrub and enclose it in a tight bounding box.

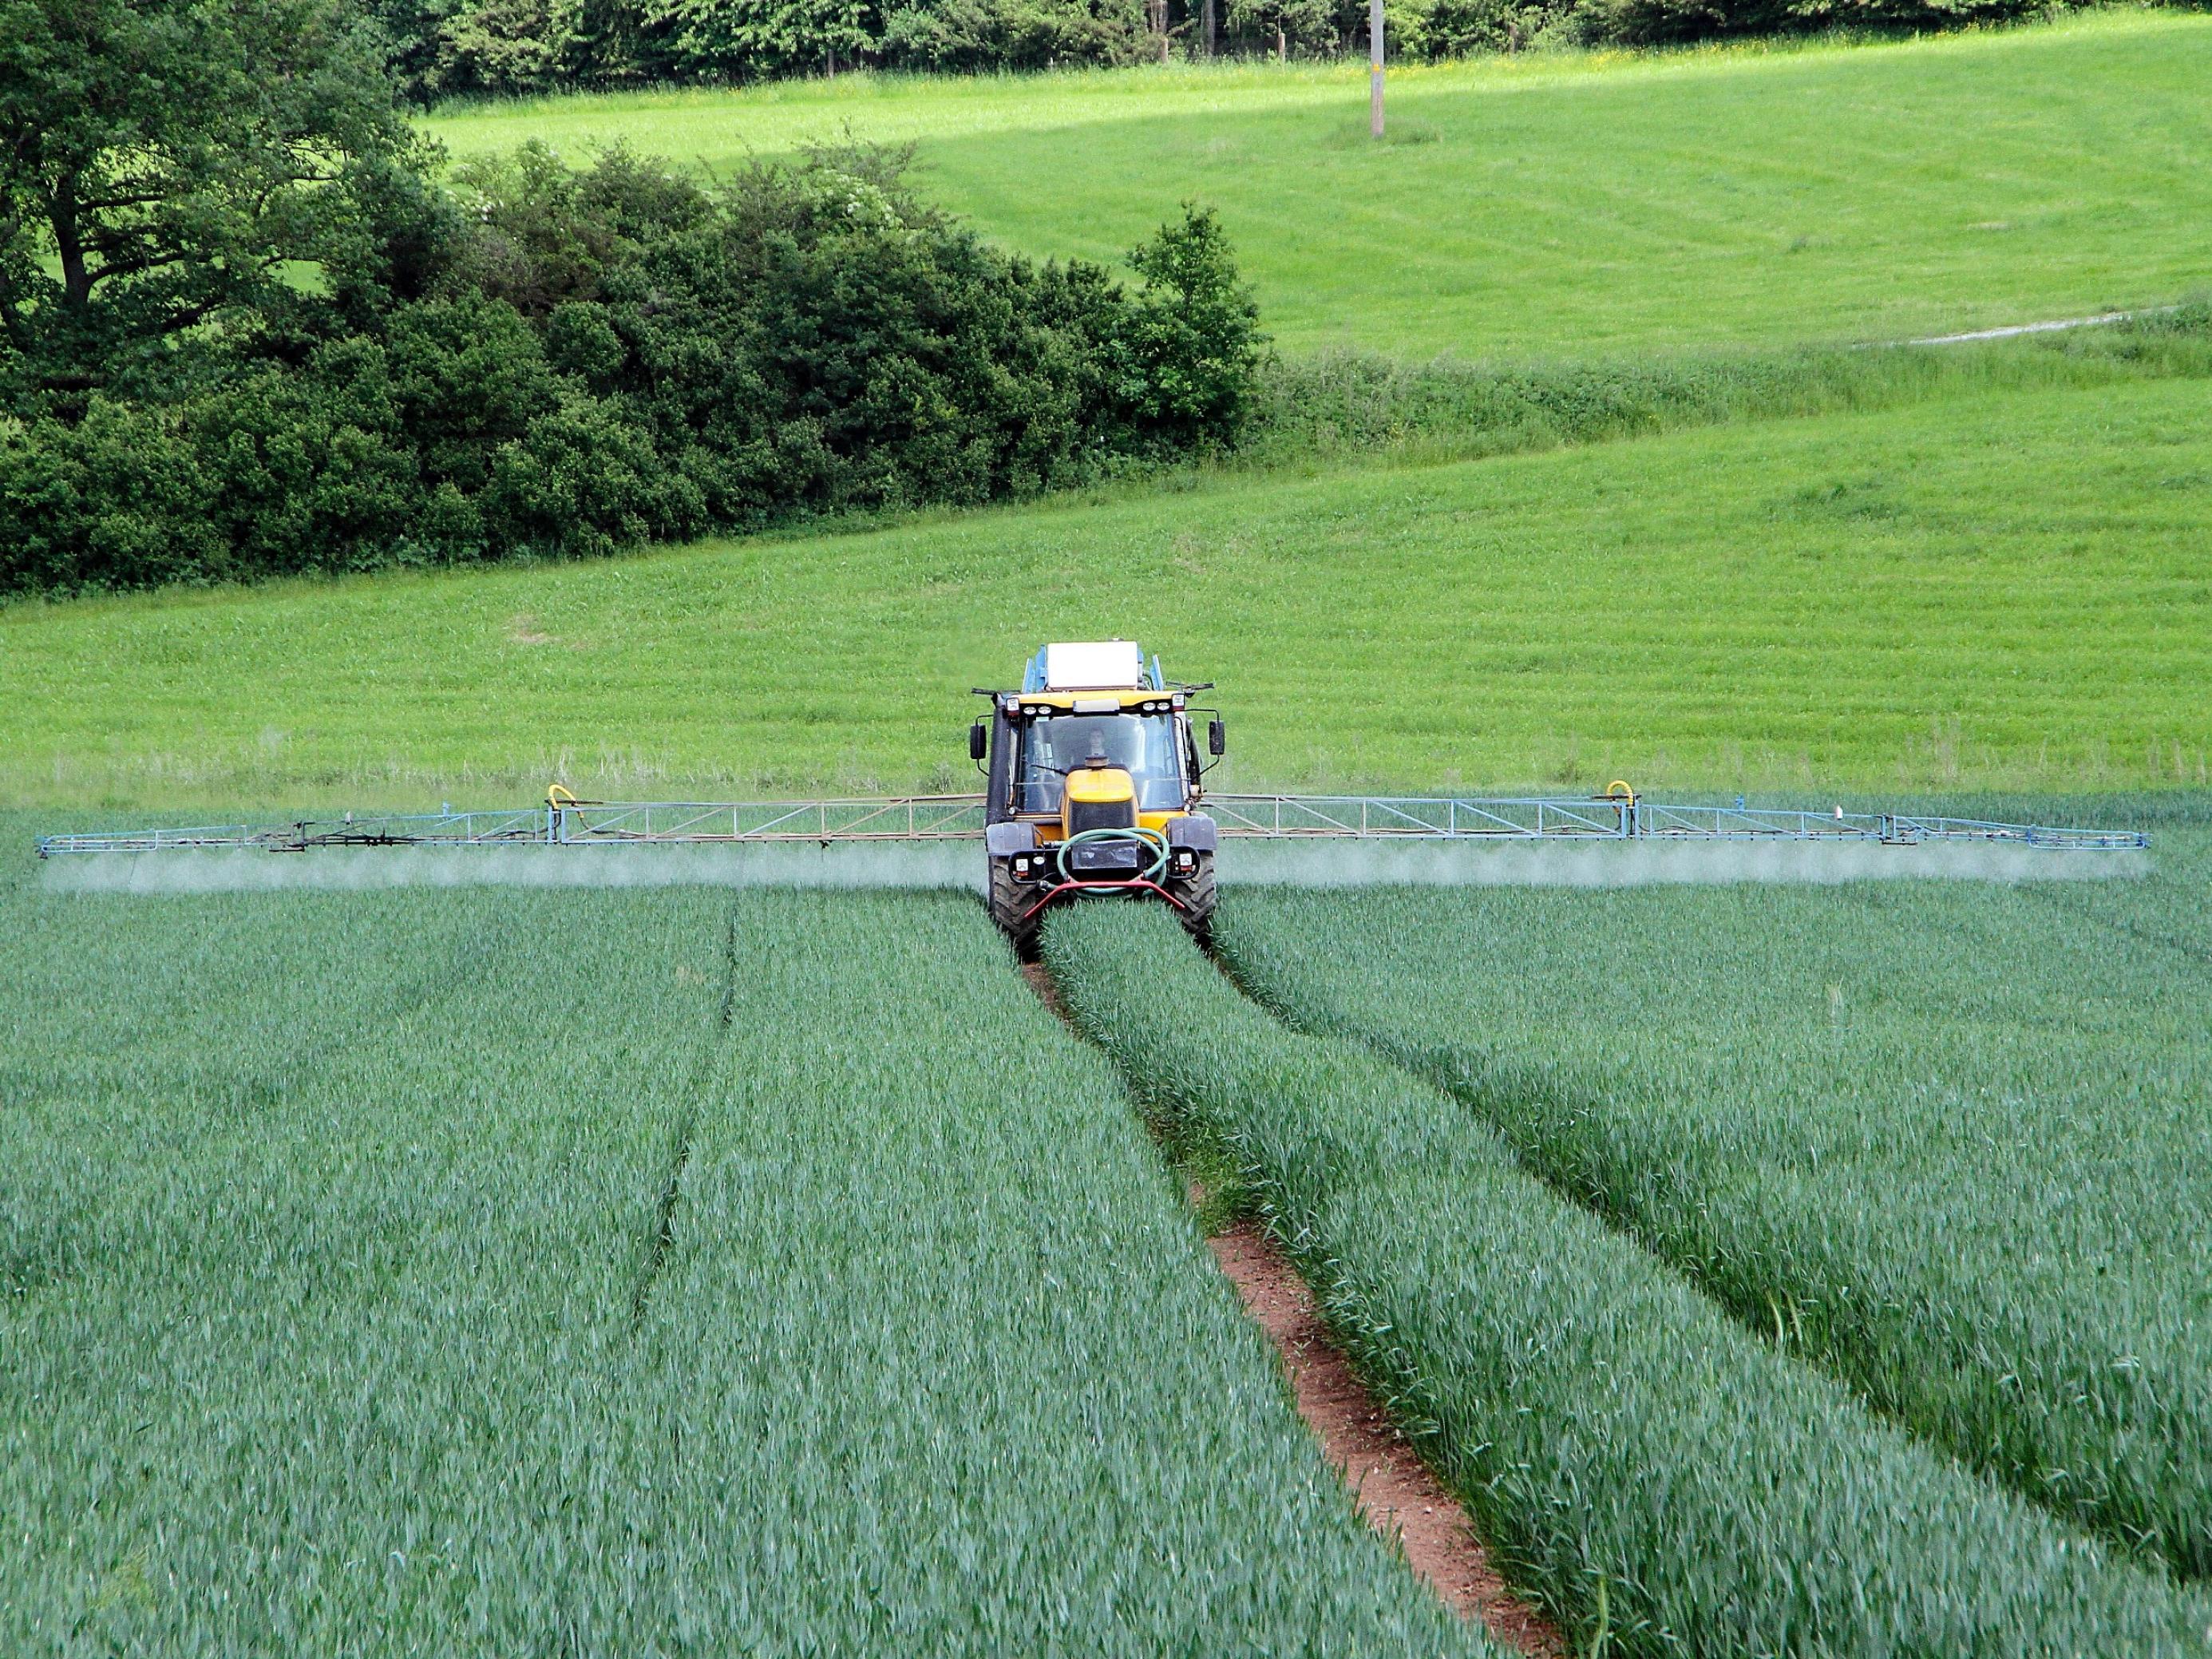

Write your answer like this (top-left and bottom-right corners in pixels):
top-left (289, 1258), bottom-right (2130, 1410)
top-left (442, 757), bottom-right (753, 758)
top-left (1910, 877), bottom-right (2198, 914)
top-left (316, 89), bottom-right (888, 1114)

top-left (877, 0), bottom-right (1155, 69)
top-left (0, 146), bottom-right (1264, 596)
top-left (370, 0), bottom-right (1162, 93)
top-left (1562, 0), bottom-right (2064, 44)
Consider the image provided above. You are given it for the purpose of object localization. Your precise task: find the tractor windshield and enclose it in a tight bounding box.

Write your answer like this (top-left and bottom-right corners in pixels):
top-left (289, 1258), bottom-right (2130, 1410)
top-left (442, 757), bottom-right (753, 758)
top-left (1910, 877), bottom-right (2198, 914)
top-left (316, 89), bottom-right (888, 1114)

top-left (1015, 712), bottom-right (1187, 814)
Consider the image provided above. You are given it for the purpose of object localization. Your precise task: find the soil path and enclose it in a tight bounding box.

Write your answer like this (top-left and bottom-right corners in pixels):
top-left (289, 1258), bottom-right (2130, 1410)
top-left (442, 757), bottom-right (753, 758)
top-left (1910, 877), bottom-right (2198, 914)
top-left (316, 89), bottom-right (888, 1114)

top-left (1901, 303), bottom-right (2177, 346)
top-left (1019, 961), bottom-right (1564, 1655)
top-left (1205, 1215), bottom-right (1564, 1654)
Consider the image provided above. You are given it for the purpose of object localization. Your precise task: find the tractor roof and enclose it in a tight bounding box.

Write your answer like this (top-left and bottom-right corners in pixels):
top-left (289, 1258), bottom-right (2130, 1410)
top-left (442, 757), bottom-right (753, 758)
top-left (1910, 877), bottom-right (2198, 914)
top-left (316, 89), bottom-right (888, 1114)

top-left (1024, 641), bottom-right (1165, 693)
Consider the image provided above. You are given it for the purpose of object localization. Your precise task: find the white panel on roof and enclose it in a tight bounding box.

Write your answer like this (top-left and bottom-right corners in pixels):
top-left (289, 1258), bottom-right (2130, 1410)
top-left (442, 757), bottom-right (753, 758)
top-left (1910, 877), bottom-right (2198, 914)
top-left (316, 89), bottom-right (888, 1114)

top-left (1044, 640), bottom-right (1143, 691)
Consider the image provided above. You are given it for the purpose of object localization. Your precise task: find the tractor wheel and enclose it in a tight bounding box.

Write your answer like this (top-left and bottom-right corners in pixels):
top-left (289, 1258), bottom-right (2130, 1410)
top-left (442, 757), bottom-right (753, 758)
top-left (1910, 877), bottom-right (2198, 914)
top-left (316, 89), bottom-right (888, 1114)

top-left (988, 857), bottom-right (1043, 960)
top-left (1171, 850), bottom-right (1217, 947)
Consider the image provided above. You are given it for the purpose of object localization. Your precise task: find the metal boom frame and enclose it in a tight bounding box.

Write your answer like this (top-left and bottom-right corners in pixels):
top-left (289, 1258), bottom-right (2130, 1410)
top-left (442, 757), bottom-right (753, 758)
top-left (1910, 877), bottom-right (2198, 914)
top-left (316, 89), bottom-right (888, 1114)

top-left (36, 793), bottom-right (2147, 857)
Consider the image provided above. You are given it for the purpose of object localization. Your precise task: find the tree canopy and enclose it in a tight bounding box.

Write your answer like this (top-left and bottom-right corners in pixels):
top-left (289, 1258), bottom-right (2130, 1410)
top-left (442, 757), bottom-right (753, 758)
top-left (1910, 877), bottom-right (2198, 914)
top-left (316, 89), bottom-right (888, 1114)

top-left (0, 0), bottom-right (1268, 596)
top-left (0, 0), bottom-right (426, 410)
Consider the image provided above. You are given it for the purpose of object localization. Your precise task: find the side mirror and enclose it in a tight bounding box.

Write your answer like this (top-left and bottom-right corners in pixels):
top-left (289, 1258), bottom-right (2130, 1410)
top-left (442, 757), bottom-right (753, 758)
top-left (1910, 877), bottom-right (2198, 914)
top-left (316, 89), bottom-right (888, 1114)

top-left (969, 722), bottom-right (988, 762)
top-left (1208, 718), bottom-right (1226, 757)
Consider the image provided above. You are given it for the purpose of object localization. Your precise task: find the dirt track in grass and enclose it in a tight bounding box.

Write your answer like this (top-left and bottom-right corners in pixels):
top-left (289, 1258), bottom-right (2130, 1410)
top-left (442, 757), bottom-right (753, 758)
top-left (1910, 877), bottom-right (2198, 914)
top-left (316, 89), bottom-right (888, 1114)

top-left (1203, 1215), bottom-right (1564, 1653)
top-left (1019, 960), bottom-right (1562, 1653)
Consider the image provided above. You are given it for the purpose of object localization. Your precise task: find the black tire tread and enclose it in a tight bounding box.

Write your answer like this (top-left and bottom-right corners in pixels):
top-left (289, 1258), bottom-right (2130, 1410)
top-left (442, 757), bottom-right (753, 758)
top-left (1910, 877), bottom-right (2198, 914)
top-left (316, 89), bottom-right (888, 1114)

top-left (988, 857), bottom-right (1043, 960)
top-left (1172, 851), bottom-right (1217, 947)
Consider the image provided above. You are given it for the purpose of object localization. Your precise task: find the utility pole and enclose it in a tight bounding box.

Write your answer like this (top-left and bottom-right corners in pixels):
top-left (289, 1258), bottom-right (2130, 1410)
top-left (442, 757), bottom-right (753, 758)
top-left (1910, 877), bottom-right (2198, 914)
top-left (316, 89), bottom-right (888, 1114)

top-left (1369, 0), bottom-right (1385, 137)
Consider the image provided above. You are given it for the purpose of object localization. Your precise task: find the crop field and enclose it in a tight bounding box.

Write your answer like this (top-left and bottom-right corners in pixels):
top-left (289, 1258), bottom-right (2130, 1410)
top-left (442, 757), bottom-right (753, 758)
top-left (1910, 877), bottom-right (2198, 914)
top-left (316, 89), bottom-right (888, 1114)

top-left (8, 0), bottom-right (2209, 1644)
top-left (425, 12), bottom-right (2212, 359)
top-left (1043, 892), bottom-right (2212, 1656)
top-left (8, 366), bottom-right (2210, 811)
top-left (8, 794), bottom-right (2209, 1653)
top-left (1209, 813), bottom-right (2212, 1582)
top-left (0, 862), bottom-right (1481, 1652)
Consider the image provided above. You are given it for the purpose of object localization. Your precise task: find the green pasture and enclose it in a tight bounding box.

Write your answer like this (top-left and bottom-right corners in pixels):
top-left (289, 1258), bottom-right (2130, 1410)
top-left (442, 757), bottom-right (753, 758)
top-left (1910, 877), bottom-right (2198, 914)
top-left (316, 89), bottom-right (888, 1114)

top-left (426, 13), bottom-right (2212, 358)
top-left (9, 372), bottom-right (2206, 813)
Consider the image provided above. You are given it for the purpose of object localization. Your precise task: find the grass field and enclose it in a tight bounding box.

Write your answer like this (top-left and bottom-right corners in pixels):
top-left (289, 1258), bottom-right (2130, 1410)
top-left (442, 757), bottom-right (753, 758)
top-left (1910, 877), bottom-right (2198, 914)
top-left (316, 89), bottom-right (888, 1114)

top-left (426, 13), bottom-right (2212, 358)
top-left (10, 371), bottom-right (2206, 812)
top-left (1216, 821), bottom-right (2212, 1578)
top-left (0, 861), bottom-right (1484, 1653)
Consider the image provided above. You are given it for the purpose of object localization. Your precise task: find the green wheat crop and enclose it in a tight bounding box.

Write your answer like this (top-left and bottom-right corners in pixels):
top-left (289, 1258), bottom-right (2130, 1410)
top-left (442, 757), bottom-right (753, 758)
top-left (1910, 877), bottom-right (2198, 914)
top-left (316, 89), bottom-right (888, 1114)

top-left (1213, 815), bottom-right (2212, 1582)
top-left (0, 876), bottom-right (1488, 1654)
top-left (1044, 897), bottom-right (2212, 1657)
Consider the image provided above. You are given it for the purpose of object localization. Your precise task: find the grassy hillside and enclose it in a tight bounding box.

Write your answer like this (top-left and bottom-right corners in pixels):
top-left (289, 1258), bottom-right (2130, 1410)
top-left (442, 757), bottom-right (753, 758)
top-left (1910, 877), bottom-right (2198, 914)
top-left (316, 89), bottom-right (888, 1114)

top-left (427, 14), bottom-right (2212, 358)
top-left (14, 19), bottom-right (2204, 813)
top-left (10, 373), bottom-right (2205, 813)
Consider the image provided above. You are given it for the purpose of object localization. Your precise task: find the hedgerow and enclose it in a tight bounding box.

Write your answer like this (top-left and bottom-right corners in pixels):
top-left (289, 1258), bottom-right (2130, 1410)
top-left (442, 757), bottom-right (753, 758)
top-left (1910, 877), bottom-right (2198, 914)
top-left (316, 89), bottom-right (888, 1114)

top-left (0, 141), bottom-right (1264, 596)
top-left (1241, 304), bottom-right (2212, 469)
top-left (361, 0), bottom-right (2147, 97)
top-left (1043, 897), bottom-right (2212, 1657)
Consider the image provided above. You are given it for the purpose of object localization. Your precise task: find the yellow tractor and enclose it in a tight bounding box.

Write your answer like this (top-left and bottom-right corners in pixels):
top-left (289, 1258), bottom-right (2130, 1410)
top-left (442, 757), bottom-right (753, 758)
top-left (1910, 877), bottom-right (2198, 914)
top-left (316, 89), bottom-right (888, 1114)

top-left (970, 641), bottom-right (1224, 956)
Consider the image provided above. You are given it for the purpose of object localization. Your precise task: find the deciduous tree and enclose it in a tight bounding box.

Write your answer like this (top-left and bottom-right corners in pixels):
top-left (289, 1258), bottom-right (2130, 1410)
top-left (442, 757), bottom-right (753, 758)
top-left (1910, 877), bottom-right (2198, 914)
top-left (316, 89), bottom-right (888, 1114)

top-left (0, 0), bottom-right (425, 412)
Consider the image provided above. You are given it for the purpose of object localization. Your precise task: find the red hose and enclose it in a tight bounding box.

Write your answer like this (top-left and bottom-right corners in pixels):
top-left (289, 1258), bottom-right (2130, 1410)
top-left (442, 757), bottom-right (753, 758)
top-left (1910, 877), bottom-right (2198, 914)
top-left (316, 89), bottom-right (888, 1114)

top-left (1019, 877), bottom-right (1190, 925)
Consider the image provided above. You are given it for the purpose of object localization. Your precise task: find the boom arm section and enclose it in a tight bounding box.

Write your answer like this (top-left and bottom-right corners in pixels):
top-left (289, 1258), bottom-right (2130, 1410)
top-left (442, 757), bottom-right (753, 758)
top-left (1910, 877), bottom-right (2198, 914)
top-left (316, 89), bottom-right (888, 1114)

top-left (38, 794), bottom-right (2147, 857)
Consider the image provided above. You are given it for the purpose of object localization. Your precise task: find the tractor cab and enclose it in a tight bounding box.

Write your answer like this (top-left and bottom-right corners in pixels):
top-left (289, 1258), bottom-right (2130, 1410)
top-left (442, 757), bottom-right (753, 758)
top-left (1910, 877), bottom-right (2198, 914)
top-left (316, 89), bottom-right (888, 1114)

top-left (970, 641), bottom-right (1224, 955)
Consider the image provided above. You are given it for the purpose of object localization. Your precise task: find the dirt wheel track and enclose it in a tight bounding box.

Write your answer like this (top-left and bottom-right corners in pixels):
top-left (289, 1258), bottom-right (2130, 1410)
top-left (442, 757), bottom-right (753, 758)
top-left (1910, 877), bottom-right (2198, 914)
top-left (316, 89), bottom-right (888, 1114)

top-left (1020, 960), bottom-right (1563, 1653)
top-left (1205, 1215), bottom-right (1564, 1655)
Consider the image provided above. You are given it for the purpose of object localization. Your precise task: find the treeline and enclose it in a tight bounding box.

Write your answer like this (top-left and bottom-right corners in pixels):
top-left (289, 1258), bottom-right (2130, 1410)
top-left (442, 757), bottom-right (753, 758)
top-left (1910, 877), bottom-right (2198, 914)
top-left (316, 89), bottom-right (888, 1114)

top-left (363, 0), bottom-right (2117, 98)
top-left (1, 1), bottom-right (1263, 596)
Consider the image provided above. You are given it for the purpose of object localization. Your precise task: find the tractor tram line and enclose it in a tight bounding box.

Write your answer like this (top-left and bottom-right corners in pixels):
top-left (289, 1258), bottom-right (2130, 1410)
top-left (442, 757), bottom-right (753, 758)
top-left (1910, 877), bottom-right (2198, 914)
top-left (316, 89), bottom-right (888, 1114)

top-left (1017, 952), bottom-right (1564, 1653)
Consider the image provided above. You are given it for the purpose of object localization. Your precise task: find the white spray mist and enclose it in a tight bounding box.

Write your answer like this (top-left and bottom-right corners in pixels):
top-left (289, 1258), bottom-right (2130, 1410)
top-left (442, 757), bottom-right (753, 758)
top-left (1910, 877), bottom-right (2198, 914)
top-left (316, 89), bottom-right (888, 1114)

top-left (41, 841), bottom-right (983, 897)
top-left (39, 835), bottom-right (2146, 897)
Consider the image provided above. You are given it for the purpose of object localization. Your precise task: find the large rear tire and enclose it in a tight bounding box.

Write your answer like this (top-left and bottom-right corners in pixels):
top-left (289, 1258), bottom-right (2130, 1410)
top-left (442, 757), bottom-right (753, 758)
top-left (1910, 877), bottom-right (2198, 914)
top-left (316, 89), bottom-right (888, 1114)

top-left (988, 857), bottom-right (1043, 960)
top-left (1170, 850), bottom-right (1217, 948)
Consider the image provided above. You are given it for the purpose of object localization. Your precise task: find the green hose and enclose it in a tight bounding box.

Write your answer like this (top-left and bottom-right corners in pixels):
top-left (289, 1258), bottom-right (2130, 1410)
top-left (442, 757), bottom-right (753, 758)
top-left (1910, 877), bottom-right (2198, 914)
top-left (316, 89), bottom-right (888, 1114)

top-left (1057, 826), bottom-right (1169, 885)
